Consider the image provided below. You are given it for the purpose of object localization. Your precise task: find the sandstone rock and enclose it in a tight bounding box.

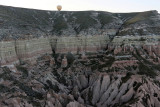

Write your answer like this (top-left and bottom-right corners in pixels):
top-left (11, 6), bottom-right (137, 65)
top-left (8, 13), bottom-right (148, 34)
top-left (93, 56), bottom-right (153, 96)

top-left (81, 52), bottom-right (87, 60)
top-left (78, 75), bottom-right (88, 89)
top-left (121, 87), bottom-right (134, 103)
top-left (61, 56), bottom-right (68, 68)
top-left (91, 75), bottom-right (101, 105)
top-left (66, 101), bottom-right (84, 107)
top-left (100, 75), bottom-right (110, 96)
top-left (78, 97), bottom-right (84, 104)
top-left (0, 6), bottom-right (160, 107)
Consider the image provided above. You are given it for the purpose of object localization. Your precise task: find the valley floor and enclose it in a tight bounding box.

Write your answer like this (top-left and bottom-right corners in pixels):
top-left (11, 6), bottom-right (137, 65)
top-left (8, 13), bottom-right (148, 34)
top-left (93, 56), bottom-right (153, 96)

top-left (0, 51), bottom-right (160, 107)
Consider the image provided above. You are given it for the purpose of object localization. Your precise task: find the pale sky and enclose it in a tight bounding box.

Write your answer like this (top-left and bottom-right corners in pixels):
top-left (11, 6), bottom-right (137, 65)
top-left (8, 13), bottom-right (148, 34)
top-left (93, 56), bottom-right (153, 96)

top-left (0, 0), bottom-right (159, 13)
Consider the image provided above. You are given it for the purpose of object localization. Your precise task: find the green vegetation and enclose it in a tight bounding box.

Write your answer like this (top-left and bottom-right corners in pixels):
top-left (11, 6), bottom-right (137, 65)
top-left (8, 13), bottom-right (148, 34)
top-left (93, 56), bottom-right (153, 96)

top-left (52, 69), bottom-right (68, 86)
top-left (138, 63), bottom-right (157, 78)
top-left (52, 15), bottom-right (68, 34)
top-left (98, 56), bottom-right (115, 69)
top-left (113, 95), bottom-right (139, 107)
top-left (139, 37), bottom-right (146, 41)
top-left (124, 11), bottom-right (156, 25)
top-left (0, 67), bottom-right (15, 81)
top-left (98, 12), bottom-right (113, 28)
top-left (88, 88), bottom-right (93, 105)
top-left (0, 5), bottom-right (52, 28)
top-left (125, 97), bottom-right (139, 105)
top-left (125, 66), bottom-right (132, 71)
top-left (79, 54), bottom-right (115, 71)
top-left (133, 82), bottom-right (142, 91)
top-left (16, 65), bottom-right (28, 77)
top-left (121, 72), bottom-right (134, 83)
top-left (90, 60), bottom-right (100, 71)
top-left (154, 80), bottom-right (160, 87)
top-left (116, 11), bottom-right (157, 36)
top-left (82, 55), bottom-right (115, 71)
top-left (88, 56), bottom-right (115, 71)
top-left (13, 80), bottom-right (43, 100)
top-left (68, 11), bottom-right (97, 33)
top-left (46, 80), bottom-right (60, 93)
top-left (79, 60), bottom-right (88, 65)
top-left (0, 84), bottom-right (10, 93)
top-left (16, 95), bottom-right (41, 107)
top-left (66, 52), bottom-right (75, 67)
top-left (132, 48), bottom-right (158, 78)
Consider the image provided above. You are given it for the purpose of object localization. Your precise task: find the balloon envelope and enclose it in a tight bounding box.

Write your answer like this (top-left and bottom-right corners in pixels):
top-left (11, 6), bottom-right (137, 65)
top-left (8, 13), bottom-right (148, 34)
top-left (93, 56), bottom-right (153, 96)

top-left (57, 5), bottom-right (62, 11)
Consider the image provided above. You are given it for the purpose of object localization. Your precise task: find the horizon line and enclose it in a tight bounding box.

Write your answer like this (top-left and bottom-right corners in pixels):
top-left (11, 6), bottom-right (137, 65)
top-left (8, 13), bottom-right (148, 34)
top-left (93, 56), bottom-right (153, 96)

top-left (0, 4), bottom-right (159, 14)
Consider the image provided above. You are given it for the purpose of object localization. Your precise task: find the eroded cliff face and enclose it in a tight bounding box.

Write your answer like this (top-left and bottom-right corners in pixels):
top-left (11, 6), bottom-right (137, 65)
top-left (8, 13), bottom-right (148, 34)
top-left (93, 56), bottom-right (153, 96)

top-left (0, 54), bottom-right (160, 107)
top-left (0, 38), bottom-right (52, 66)
top-left (0, 5), bottom-right (160, 107)
top-left (0, 35), bottom-right (109, 67)
top-left (1, 36), bottom-right (160, 69)
top-left (0, 6), bottom-right (160, 68)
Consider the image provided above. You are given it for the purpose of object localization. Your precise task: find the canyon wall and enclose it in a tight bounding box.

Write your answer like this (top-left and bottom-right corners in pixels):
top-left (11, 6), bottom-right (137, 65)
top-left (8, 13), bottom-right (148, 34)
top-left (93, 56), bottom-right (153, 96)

top-left (52, 35), bottom-right (109, 53)
top-left (0, 38), bottom-right (52, 66)
top-left (0, 6), bottom-right (160, 107)
top-left (1, 34), bottom-right (160, 68)
top-left (0, 5), bottom-right (160, 70)
top-left (0, 35), bottom-right (109, 66)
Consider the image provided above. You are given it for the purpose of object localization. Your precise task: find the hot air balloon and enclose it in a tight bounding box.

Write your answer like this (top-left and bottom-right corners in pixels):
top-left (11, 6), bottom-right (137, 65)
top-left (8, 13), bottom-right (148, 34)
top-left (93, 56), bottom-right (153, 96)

top-left (57, 5), bottom-right (62, 11)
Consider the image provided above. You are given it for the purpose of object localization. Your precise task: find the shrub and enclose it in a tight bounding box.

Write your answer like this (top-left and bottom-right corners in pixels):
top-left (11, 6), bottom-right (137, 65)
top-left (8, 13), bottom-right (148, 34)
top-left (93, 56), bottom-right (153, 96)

top-left (16, 65), bottom-right (28, 77)
top-left (52, 15), bottom-right (68, 34)
top-left (121, 72), bottom-right (134, 83)
top-left (66, 52), bottom-right (75, 66)
top-left (138, 63), bottom-right (157, 78)
top-left (98, 12), bottom-right (113, 28)
top-left (68, 11), bottom-right (97, 34)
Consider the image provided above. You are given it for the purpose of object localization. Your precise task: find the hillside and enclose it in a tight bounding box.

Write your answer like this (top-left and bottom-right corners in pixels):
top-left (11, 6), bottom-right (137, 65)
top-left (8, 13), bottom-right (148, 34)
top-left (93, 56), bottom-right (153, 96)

top-left (0, 5), bottom-right (159, 40)
top-left (0, 5), bottom-right (160, 107)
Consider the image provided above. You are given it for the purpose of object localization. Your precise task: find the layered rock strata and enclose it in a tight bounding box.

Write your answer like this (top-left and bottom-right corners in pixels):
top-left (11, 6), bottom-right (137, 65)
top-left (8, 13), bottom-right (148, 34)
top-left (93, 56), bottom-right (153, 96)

top-left (0, 5), bottom-right (160, 107)
top-left (0, 5), bottom-right (160, 69)
top-left (0, 37), bottom-right (52, 66)
top-left (0, 35), bottom-right (109, 67)
top-left (1, 34), bottom-right (160, 71)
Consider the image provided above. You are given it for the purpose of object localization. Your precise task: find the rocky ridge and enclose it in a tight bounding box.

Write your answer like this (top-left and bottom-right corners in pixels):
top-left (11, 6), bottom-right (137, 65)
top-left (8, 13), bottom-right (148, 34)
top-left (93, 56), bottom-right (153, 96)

top-left (0, 53), bottom-right (160, 107)
top-left (0, 5), bottom-right (160, 68)
top-left (0, 5), bottom-right (160, 107)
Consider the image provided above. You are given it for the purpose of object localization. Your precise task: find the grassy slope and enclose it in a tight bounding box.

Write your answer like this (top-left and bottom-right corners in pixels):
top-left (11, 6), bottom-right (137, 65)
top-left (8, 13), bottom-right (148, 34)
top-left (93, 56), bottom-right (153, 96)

top-left (124, 11), bottom-right (157, 25)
